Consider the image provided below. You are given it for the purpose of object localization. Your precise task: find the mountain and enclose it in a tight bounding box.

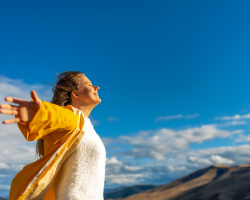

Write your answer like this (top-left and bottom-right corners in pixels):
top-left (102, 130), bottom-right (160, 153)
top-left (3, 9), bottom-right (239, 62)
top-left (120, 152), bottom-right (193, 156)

top-left (0, 197), bottom-right (7, 200)
top-left (119, 164), bottom-right (250, 200)
top-left (104, 185), bottom-right (156, 200)
top-left (105, 186), bottom-right (128, 194)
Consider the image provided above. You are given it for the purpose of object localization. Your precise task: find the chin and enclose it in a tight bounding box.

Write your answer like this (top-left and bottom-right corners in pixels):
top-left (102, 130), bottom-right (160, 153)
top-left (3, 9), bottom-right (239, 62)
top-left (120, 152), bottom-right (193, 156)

top-left (94, 98), bottom-right (101, 104)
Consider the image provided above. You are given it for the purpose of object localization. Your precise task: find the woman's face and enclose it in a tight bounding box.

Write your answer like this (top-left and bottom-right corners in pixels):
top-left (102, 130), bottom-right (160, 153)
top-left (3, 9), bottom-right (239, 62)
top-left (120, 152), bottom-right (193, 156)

top-left (75, 75), bottom-right (101, 106)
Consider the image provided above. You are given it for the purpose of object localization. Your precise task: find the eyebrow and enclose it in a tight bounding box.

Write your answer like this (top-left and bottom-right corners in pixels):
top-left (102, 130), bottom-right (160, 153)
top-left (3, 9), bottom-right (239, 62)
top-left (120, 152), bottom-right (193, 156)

top-left (85, 82), bottom-right (92, 85)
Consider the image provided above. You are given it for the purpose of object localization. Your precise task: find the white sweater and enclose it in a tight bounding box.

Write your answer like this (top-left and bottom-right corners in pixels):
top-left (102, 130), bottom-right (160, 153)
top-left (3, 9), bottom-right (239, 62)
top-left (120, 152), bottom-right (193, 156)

top-left (55, 117), bottom-right (106, 200)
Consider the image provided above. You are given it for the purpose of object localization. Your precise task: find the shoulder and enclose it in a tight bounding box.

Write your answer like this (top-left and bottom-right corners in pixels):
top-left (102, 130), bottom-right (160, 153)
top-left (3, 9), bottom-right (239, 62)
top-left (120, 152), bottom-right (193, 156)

top-left (64, 104), bottom-right (85, 131)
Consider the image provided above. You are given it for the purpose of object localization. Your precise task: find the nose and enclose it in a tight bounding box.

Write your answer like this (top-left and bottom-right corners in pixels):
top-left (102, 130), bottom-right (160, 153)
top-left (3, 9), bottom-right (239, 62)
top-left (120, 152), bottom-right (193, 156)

top-left (94, 85), bottom-right (100, 90)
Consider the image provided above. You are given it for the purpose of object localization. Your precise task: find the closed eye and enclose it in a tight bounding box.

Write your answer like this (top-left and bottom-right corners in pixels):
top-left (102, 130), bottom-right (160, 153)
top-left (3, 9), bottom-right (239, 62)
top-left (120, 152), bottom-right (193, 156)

top-left (85, 81), bottom-right (93, 85)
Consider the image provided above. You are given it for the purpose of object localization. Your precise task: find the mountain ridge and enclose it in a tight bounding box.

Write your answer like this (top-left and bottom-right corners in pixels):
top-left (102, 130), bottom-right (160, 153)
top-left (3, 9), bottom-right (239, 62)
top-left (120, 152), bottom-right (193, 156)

top-left (114, 164), bottom-right (250, 200)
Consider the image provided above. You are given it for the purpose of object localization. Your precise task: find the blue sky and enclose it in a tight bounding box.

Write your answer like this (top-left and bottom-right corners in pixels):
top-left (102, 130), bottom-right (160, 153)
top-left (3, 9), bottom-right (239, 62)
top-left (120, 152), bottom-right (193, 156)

top-left (1, 0), bottom-right (250, 198)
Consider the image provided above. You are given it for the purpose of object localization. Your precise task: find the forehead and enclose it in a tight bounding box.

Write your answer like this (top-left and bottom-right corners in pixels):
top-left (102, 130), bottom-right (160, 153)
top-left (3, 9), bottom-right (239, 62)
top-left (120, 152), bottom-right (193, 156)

top-left (79, 75), bottom-right (92, 85)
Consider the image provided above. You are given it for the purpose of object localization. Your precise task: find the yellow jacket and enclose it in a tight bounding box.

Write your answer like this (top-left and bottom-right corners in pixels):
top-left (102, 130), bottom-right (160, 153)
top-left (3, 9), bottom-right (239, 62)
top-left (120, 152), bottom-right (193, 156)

top-left (9, 101), bottom-right (85, 200)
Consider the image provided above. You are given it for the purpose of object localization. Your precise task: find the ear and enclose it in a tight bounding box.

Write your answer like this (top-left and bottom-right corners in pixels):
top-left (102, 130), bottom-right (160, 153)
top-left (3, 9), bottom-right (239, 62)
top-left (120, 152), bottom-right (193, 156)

top-left (71, 91), bottom-right (80, 99)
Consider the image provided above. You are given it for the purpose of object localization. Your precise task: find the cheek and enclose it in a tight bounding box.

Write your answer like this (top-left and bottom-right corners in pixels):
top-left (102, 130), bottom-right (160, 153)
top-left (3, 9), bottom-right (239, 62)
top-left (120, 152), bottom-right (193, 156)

top-left (82, 88), bottom-right (93, 98)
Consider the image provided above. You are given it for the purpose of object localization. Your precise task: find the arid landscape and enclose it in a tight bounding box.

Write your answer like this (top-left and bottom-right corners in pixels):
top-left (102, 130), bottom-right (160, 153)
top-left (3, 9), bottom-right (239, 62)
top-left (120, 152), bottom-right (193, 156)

top-left (106, 164), bottom-right (250, 200)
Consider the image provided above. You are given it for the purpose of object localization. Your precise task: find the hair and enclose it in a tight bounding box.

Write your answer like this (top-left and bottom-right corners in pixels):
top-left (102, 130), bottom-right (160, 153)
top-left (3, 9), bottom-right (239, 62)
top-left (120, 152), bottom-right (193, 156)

top-left (36, 71), bottom-right (84, 158)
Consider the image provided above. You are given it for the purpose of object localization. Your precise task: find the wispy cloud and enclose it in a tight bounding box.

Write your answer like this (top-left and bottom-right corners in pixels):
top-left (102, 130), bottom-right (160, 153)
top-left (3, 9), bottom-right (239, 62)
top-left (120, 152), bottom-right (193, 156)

top-left (186, 113), bottom-right (200, 119)
top-left (215, 113), bottom-right (250, 127)
top-left (234, 133), bottom-right (250, 143)
top-left (222, 121), bottom-right (246, 126)
top-left (215, 113), bottom-right (250, 121)
top-left (155, 114), bottom-right (183, 122)
top-left (187, 154), bottom-right (234, 166)
top-left (107, 116), bottom-right (119, 123)
top-left (155, 113), bottom-right (199, 122)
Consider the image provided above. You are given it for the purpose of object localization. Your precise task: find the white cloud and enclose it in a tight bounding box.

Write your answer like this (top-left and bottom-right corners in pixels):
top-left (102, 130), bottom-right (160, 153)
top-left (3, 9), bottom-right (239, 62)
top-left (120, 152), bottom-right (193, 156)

top-left (223, 121), bottom-right (246, 126)
top-left (106, 157), bottom-right (142, 174)
top-left (105, 173), bottom-right (145, 185)
top-left (234, 133), bottom-right (250, 143)
top-left (0, 163), bottom-right (9, 169)
top-left (187, 145), bottom-right (250, 166)
top-left (188, 156), bottom-right (212, 165)
top-left (0, 75), bottom-right (52, 103)
top-left (215, 113), bottom-right (250, 121)
top-left (210, 155), bottom-right (234, 165)
top-left (215, 112), bottom-right (250, 127)
top-left (187, 154), bottom-right (234, 166)
top-left (105, 157), bottom-right (145, 186)
top-left (155, 113), bottom-right (199, 122)
top-left (0, 75), bottom-right (51, 196)
top-left (106, 157), bottom-right (122, 165)
top-left (115, 125), bottom-right (237, 160)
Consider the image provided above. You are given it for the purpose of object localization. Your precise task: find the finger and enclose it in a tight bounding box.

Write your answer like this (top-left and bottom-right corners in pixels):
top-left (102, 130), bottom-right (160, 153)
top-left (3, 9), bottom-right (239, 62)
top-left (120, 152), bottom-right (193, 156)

top-left (5, 97), bottom-right (29, 104)
top-left (30, 90), bottom-right (41, 103)
top-left (0, 104), bottom-right (18, 110)
top-left (3, 118), bottom-right (20, 124)
top-left (0, 109), bottom-right (18, 115)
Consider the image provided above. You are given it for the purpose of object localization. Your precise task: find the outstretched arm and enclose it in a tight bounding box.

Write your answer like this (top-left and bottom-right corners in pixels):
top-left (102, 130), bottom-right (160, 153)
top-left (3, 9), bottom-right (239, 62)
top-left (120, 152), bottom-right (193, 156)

top-left (1, 90), bottom-right (79, 141)
top-left (0, 90), bottom-right (41, 124)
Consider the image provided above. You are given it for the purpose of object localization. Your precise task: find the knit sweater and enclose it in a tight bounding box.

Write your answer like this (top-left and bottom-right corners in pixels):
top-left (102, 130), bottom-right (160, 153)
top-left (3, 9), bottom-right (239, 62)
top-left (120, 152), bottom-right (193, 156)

top-left (55, 117), bottom-right (106, 200)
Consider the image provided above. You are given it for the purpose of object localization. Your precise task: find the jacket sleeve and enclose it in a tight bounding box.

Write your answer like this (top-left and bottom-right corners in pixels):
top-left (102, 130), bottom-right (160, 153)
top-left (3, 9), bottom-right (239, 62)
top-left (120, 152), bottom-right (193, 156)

top-left (17, 101), bottom-right (78, 142)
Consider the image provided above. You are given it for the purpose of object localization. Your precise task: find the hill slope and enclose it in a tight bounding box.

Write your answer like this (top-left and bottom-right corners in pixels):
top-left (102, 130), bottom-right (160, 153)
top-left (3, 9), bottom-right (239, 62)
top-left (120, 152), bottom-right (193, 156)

top-left (105, 185), bottom-right (156, 199)
top-left (121, 164), bottom-right (250, 200)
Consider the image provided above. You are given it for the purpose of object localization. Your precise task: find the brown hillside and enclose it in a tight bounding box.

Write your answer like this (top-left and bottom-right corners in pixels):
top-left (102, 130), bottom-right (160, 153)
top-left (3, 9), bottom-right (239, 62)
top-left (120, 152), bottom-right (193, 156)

top-left (120, 164), bottom-right (250, 200)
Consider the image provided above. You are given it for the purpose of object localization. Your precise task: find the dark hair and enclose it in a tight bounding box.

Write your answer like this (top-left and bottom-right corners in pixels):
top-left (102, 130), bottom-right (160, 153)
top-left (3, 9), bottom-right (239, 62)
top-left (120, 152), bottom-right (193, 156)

top-left (36, 71), bottom-right (84, 158)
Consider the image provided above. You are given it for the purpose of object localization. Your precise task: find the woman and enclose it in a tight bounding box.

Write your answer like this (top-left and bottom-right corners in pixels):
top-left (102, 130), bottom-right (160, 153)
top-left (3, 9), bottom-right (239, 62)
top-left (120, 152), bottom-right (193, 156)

top-left (0, 71), bottom-right (106, 200)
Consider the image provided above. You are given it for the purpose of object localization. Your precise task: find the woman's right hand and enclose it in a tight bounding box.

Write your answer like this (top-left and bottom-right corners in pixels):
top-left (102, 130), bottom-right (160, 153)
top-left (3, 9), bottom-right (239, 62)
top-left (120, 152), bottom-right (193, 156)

top-left (0, 90), bottom-right (42, 124)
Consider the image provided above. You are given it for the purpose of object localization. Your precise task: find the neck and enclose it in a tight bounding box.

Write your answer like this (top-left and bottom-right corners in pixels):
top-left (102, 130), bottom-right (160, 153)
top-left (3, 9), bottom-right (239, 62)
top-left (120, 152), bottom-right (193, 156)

top-left (72, 103), bottom-right (98, 118)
